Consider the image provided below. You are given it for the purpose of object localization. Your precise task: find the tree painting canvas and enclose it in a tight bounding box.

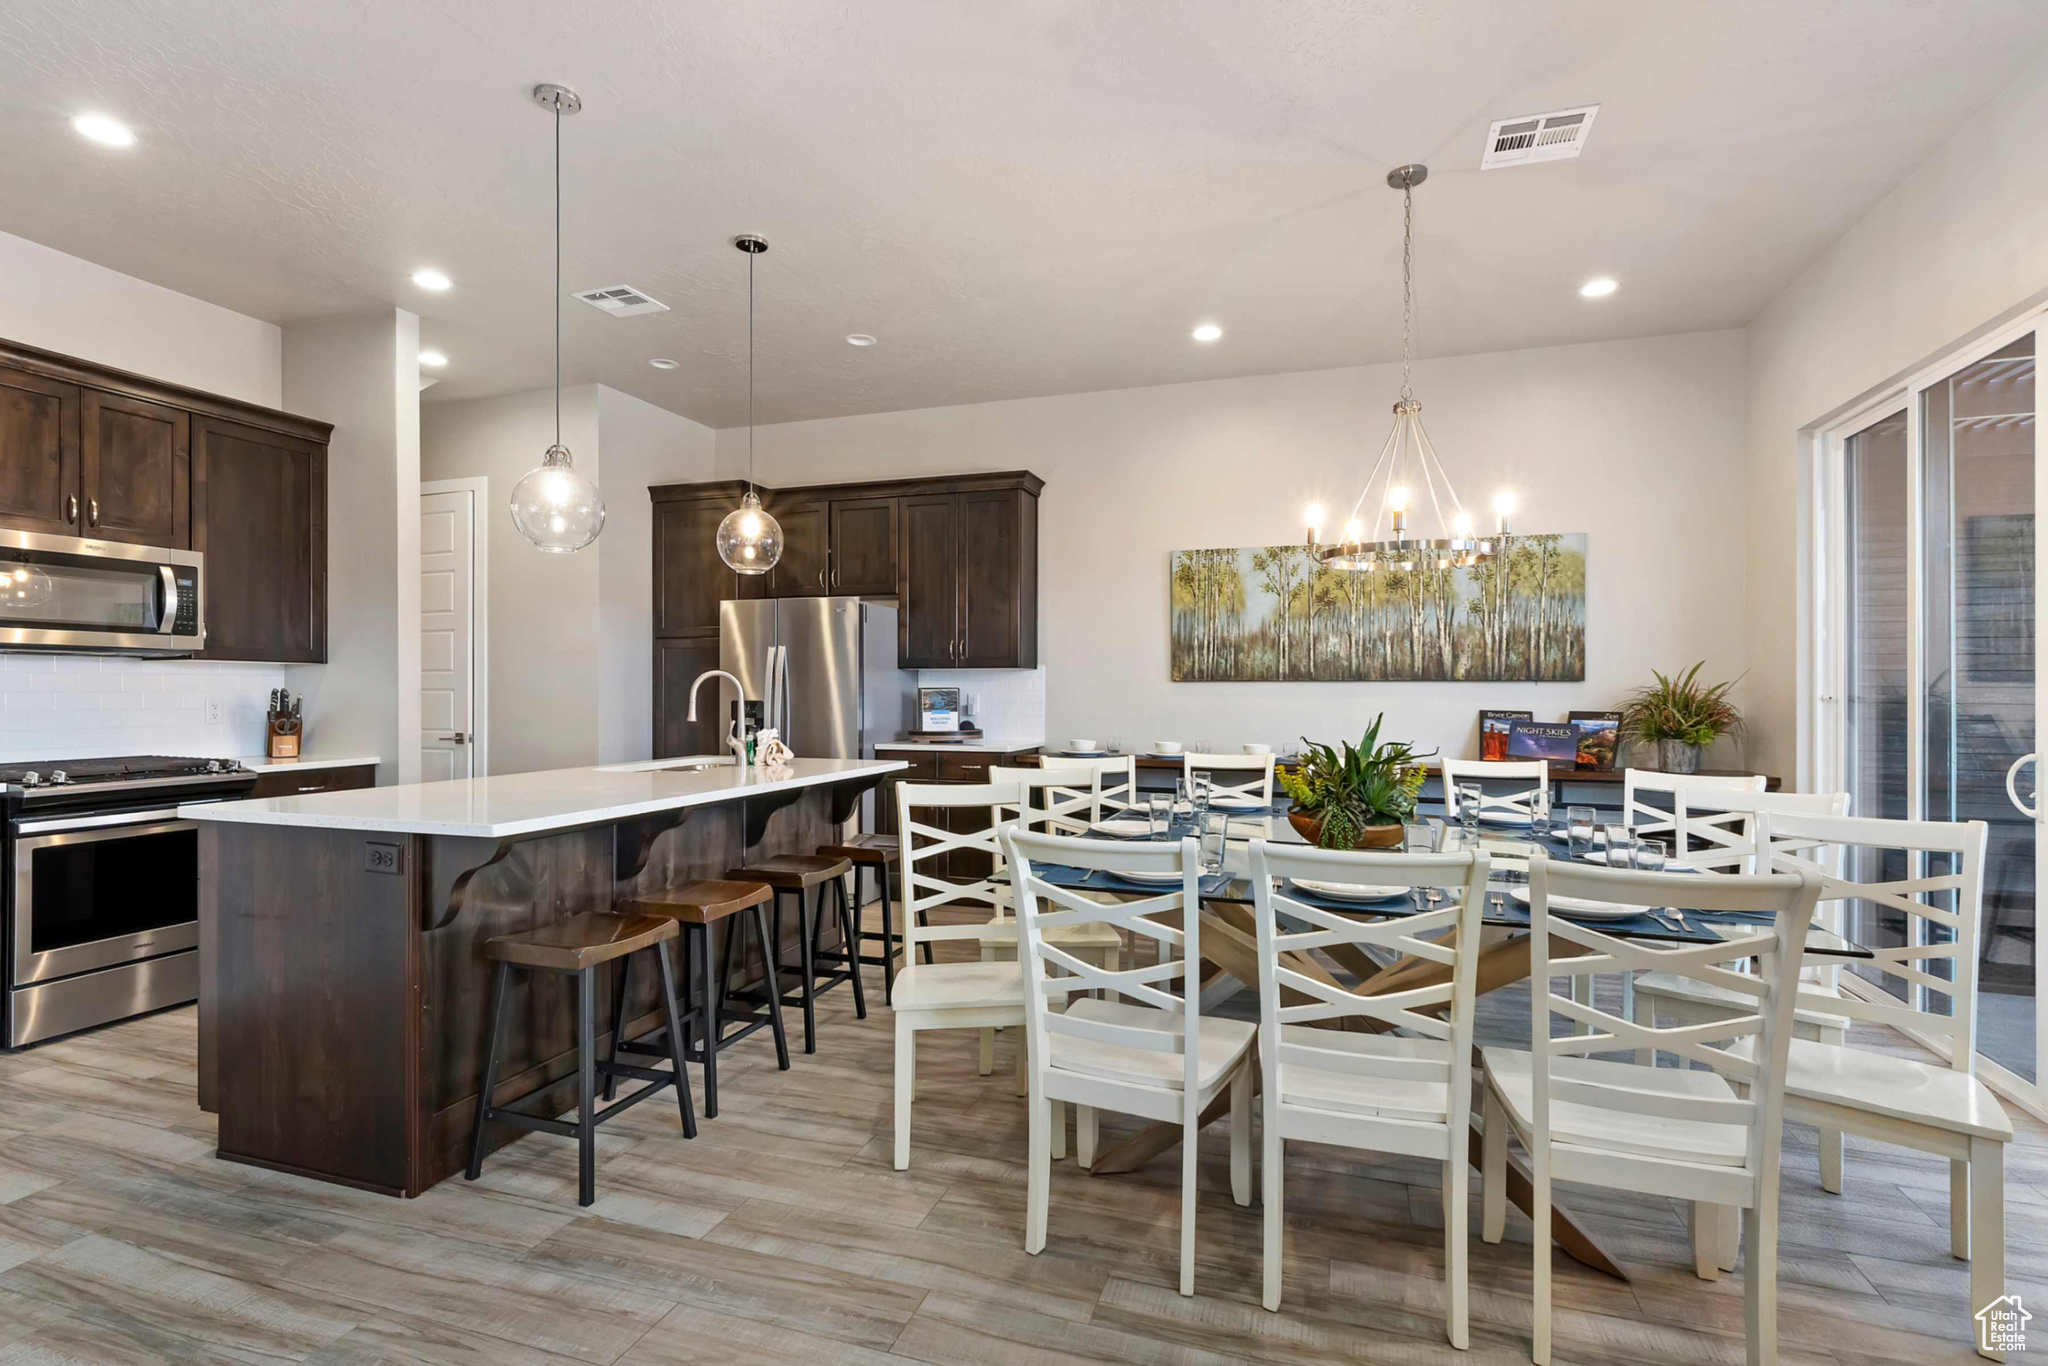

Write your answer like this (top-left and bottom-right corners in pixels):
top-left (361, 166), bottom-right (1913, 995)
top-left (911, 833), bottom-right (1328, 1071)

top-left (1169, 535), bottom-right (1587, 682)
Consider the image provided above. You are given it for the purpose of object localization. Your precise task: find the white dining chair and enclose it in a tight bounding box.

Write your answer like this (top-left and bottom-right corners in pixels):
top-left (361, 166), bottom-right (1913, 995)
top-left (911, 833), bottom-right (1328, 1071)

top-left (1041, 753), bottom-right (1140, 816)
top-left (1180, 752), bottom-right (1274, 807)
top-left (1749, 809), bottom-right (2011, 1357)
top-left (1248, 839), bottom-right (1490, 1346)
top-left (989, 765), bottom-right (1126, 1003)
top-left (1622, 768), bottom-right (1766, 845)
top-left (1634, 790), bottom-right (1854, 1066)
top-left (1481, 854), bottom-right (1821, 1366)
top-left (1440, 758), bottom-right (1549, 825)
top-left (1001, 825), bottom-right (1256, 1297)
top-left (890, 780), bottom-right (1033, 1170)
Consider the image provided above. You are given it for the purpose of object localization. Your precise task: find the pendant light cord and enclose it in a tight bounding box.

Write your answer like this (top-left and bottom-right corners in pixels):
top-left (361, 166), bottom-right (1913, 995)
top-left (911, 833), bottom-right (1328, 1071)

top-left (1400, 173), bottom-right (1415, 402)
top-left (554, 99), bottom-right (562, 448)
top-left (747, 247), bottom-right (757, 492)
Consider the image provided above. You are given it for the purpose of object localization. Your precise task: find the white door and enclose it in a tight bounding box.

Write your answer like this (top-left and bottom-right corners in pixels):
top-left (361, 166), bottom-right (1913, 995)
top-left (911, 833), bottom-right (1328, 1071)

top-left (420, 487), bottom-right (478, 781)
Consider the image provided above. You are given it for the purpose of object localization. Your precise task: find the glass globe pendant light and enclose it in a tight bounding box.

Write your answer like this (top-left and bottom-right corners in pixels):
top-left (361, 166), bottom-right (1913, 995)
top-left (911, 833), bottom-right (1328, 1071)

top-left (509, 83), bottom-right (606, 554)
top-left (717, 234), bottom-right (781, 574)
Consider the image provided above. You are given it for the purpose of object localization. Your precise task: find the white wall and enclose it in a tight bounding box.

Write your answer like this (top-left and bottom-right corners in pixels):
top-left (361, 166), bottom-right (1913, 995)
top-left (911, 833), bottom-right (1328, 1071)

top-left (0, 228), bottom-right (280, 408)
top-left (282, 312), bottom-right (423, 784)
top-left (594, 387), bottom-right (716, 763)
top-left (1744, 44), bottom-right (2048, 780)
top-left (422, 386), bottom-right (603, 775)
top-left (0, 230), bottom-right (296, 762)
top-left (715, 329), bottom-right (1751, 763)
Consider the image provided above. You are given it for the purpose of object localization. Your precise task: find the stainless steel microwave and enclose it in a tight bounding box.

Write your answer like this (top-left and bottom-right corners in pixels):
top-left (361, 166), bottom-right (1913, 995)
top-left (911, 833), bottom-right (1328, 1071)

top-left (0, 531), bottom-right (202, 656)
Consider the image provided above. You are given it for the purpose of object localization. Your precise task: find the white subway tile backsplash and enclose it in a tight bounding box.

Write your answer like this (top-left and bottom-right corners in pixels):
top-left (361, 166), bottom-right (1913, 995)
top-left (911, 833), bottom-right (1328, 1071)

top-left (0, 658), bottom-right (288, 762)
top-left (913, 667), bottom-right (1045, 744)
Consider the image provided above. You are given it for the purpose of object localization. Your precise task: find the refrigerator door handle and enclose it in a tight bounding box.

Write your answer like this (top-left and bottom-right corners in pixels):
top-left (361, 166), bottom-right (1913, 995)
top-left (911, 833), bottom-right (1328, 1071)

top-left (779, 645), bottom-right (794, 750)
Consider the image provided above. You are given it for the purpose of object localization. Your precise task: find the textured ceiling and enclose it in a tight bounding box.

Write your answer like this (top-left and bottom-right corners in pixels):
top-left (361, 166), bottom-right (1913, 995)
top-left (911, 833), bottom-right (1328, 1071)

top-left (2, 1), bottom-right (2046, 427)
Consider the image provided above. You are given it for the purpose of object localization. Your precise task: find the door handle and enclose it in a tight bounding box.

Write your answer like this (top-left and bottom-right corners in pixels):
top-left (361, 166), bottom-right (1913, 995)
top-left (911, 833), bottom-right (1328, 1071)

top-left (67, 494), bottom-right (78, 523)
top-left (87, 498), bottom-right (98, 527)
top-left (439, 733), bottom-right (468, 744)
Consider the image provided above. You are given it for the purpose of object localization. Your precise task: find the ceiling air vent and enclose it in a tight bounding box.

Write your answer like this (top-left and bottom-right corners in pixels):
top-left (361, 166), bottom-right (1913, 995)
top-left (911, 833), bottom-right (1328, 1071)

top-left (573, 285), bottom-right (670, 317)
top-left (1480, 104), bottom-right (1600, 169)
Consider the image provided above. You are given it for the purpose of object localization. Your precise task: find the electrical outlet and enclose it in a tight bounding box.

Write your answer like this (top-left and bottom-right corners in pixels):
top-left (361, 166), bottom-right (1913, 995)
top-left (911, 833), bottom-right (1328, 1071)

top-left (204, 697), bottom-right (223, 725)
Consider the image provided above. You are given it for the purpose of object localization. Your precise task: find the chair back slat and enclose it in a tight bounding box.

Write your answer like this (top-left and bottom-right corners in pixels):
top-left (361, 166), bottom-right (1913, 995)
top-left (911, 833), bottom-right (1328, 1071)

top-left (896, 780), bottom-right (1019, 958)
top-left (1440, 759), bottom-right (1549, 820)
top-left (1752, 809), bottom-right (1988, 1065)
top-left (1180, 753), bottom-right (1274, 805)
top-left (1623, 769), bottom-right (1767, 842)
top-left (1676, 788), bottom-right (1848, 873)
top-left (992, 764), bottom-right (1098, 838)
top-left (1041, 754), bottom-right (1140, 814)
top-left (1527, 855), bottom-right (1819, 1187)
top-left (1249, 841), bottom-right (1489, 1121)
top-left (1002, 827), bottom-right (1207, 1099)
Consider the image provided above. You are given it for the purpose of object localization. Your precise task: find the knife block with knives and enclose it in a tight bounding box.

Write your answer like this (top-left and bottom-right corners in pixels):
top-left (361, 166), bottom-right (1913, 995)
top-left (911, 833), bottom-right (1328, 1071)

top-left (267, 688), bottom-right (304, 758)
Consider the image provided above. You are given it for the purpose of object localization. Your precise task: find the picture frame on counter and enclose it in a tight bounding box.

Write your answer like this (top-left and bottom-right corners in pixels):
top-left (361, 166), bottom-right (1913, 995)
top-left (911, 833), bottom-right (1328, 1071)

top-left (1504, 718), bottom-right (1579, 768)
top-left (1568, 710), bottom-right (1623, 772)
top-left (1477, 709), bottom-right (1532, 761)
top-left (917, 686), bottom-right (962, 733)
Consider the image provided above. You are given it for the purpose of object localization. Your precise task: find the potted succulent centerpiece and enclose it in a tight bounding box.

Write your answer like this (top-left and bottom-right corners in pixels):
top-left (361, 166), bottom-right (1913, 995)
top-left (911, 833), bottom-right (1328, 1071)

top-left (1618, 661), bottom-right (1744, 775)
top-left (1279, 714), bottom-right (1429, 850)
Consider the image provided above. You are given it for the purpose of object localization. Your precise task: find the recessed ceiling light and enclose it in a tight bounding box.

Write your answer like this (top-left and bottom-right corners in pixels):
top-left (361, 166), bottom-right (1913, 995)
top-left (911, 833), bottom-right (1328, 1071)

top-left (411, 268), bottom-right (452, 292)
top-left (845, 334), bottom-right (877, 347)
top-left (1191, 323), bottom-right (1223, 342)
top-left (649, 358), bottom-right (680, 370)
top-left (1579, 277), bottom-right (1618, 298)
top-left (72, 113), bottom-right (136, 148)
top-left (417, 350), bottom-right (448, 368)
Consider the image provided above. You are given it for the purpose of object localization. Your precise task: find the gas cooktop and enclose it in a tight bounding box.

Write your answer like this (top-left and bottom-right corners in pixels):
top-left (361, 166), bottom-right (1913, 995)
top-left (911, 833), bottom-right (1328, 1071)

top-left (0, 755), bottom-right (251, 796)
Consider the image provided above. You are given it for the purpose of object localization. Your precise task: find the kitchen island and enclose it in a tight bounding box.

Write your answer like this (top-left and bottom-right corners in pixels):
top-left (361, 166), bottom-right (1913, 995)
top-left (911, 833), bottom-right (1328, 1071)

top-left (182, 755), bottom-right (904, 1197)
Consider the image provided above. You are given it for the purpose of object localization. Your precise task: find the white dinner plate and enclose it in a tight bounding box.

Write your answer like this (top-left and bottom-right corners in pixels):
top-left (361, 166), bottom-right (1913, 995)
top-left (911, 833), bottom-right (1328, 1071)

top-left (1506, 886), bottom-right (1650, 919)
top-left (1090, 819), bottom-right (1154, 838)
top-left (1580, 849), bottom-right (1698, 871)
top-left (1209, 795), bottom-right (1266, 810)
top-left (1475, 811), bottom-right (1534, 827)
top-left (1292, 879), bottom-right (1412, 902)
top-left (1061, 750), bottom-right (1108, 758)
top-left (1110, 868), bottom-right (1183, 885)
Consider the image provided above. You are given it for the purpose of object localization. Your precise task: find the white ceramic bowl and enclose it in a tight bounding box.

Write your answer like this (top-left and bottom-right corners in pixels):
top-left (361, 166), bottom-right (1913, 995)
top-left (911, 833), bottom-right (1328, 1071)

top-left (1154, 740), bottom-right (1183, 754)
top-left (1243, 743), bottom-right (1272, 755)
top-left (1067, 738), bottom-right (1097, 752)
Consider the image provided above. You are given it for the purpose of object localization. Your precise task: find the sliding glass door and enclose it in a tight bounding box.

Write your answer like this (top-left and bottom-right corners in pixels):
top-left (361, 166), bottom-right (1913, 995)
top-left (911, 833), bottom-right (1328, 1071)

top-left (1821, 320), bottom-right (2042, 1101)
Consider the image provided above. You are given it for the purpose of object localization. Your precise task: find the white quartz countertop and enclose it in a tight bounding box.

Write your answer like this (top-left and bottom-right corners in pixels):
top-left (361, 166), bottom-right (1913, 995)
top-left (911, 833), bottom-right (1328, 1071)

top-left (231, 755), bottom-right (382, 774)
top-left (181, 756), bottom-right (906, 839)
top-left (873, 738), bottom-right (1044, 754)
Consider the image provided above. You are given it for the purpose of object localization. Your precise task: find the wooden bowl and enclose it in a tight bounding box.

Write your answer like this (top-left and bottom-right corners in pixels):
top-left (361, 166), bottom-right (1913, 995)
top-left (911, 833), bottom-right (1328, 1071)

top-left (1287, 810), bottom-right (1404, 850)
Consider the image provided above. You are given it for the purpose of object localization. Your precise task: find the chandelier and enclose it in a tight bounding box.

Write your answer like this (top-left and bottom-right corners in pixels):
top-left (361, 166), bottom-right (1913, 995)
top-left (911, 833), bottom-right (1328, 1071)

top-left (1305, 164), bottom-right (1514, 574)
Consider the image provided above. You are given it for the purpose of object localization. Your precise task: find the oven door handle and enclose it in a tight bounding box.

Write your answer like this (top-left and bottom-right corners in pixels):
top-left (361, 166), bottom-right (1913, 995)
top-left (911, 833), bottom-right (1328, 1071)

top-left (15, 805), bottom-right (201, 835)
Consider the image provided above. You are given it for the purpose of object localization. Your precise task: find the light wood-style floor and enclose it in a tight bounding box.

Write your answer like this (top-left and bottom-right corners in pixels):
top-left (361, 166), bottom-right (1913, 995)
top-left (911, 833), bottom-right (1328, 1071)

top-left (0, 977), bottom-right (2043, 1364)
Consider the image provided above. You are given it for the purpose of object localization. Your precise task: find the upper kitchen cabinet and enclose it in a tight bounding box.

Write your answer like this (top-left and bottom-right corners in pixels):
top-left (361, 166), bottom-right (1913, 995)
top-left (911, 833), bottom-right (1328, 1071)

top-left (828, 495), bottom-right (899, 595)
top-left (82, 390), bottom-right (189, 547)
top-left (0, 364), bottom-right (82, 537)
top-left (191, 416), bottom-right (326, 662)
top-left (765, 496), bottom-right (829, 597)
top-left (0, 338), bottom-right (332, 661)
top-left (897, 477), bottom-right (1041, 668)
top-left (653, 481), bottom-right (761, 637)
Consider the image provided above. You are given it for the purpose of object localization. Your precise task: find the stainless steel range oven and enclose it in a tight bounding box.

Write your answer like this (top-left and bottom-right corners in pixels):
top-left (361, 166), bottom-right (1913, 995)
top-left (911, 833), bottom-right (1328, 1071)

top-left (0, 530), bottom-right (203, 656)
top-left (3, 757), bottom-right (256, 1047)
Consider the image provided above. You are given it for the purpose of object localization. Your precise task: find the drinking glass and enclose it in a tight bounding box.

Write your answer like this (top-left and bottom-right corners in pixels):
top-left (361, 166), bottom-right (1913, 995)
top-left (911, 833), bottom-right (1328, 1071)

top-left (1191, 771), bottom-right (1214, 818)
top-left (1456, 783), bottom-right (1482, 832)
top-left (1174, 777), bottom-right (1191, 817)
top-left (1565, 806), bottom-right (1597, 858)
top-left (1403, 820), bottom-right (1439, 854)
top-left (1199, 811), bottom-right (1229, 875)
top-left (1528, 789), bottom-right (1553, 838)
top-left (1148, 793), bottom-right (1173, 836)
top-left (1636, 838), bottom-right (1668, 875)
top-left (1602, 823), bottom-right (1637, 870)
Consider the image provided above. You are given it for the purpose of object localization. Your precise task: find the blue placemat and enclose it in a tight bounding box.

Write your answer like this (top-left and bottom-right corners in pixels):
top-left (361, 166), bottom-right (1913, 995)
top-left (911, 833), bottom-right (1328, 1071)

top-left (1030, 864), bottom-right (1233, 897)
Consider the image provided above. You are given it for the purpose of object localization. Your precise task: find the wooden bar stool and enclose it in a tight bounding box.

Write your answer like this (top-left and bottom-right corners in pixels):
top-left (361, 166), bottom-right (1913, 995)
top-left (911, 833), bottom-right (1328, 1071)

top-left (611, 878), bottom-right (788, 1118)
top-left (724, 853), bottom-right (858, 1053)
top-left (465, 911), bottom-right (694, 1208)
top-left (815, 833), bottom-right (906, 1002)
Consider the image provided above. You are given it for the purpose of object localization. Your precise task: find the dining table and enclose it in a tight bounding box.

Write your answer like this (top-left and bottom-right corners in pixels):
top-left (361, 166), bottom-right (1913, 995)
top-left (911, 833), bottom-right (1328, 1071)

top-left (1006, 801), bottom-right (1872, 1281)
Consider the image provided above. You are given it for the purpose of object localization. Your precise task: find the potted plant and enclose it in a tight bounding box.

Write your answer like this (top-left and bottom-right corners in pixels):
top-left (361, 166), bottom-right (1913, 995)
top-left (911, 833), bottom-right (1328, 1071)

top-left (1618, 662), bottom-right (1744, 775)
top-left (1278, 714), bottom-right (1430, 849)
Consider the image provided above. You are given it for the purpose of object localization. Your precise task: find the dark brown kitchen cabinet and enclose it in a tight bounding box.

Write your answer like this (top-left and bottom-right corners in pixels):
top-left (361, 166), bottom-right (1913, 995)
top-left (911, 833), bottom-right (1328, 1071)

top-left (654, 638), bottom-right (727, 758)
top-left (959, 488), bottom-right (1037, 667)
top-left (654, 486), bottom-right (753, 637)
top-left (192, 416), bottom-right (325, 662)
top-left (766, 497), bottom-right (828, 597)
top-left (0, 365), bottom-right (81, 537)
top-left (898, 492), bottom-right (963, 667)
top-left (82, 390), bottom-right (189, 547)
top-left (828, 496), bottom-right (898, 595)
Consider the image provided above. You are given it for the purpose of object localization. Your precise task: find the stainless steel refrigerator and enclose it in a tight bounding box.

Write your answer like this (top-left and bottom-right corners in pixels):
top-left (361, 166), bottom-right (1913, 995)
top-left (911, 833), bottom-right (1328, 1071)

top-left (719, 597), bottom-right (913, 768)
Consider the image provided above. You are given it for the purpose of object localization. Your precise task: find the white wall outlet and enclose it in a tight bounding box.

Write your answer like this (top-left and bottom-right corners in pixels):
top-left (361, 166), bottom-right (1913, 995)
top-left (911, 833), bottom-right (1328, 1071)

top-left (205, 697), bottom-right (223, 726)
